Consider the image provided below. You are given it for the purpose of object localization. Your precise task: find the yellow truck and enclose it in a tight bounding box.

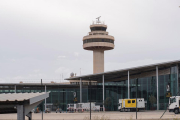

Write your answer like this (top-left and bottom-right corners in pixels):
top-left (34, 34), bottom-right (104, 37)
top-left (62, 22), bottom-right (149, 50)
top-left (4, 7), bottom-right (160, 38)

top-left (118, 98), bottom-right (145, 112)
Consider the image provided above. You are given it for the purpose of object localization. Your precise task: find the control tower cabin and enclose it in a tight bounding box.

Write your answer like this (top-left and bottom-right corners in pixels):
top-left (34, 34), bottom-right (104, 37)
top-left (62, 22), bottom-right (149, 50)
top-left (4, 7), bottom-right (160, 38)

top-left (83, 17), bottom-right (115, 74)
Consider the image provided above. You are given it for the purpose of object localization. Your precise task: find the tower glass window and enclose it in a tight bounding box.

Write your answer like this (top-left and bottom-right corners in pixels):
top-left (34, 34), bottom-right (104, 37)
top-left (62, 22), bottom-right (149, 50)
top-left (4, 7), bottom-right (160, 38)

top-left (90, 27), bottom-right (107, 31)
top-left (83, 39), bottom-right (114, 44)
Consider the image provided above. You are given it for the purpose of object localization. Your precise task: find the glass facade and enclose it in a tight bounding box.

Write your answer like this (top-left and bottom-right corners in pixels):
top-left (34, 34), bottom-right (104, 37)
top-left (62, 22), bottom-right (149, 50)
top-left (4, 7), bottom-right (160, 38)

top-left (0, 66), bottom-right (179, 111)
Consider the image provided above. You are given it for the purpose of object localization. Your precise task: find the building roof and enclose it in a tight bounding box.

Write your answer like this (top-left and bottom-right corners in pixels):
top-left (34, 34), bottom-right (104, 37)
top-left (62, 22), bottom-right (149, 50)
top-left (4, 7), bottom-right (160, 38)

top-left (0, 83), bottom-right (80, 88)
top-left (0, 92), bottom-right (49, 105)
top-left (65, 60), bottom-right (180, 82)
top-left (0, 92), bottom-right (49, 114)
top-left (0, 82), bottom-right (70, 85)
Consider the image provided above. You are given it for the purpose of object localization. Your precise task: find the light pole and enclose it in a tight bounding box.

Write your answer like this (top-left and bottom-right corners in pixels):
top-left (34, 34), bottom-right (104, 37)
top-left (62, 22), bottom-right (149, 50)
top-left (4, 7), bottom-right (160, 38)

top-left (41, 79), bottom-right (43, 120)
top-left (90, 79), bottom-right (92, 120)
top-left (136, 78), bottom-right (138, 119)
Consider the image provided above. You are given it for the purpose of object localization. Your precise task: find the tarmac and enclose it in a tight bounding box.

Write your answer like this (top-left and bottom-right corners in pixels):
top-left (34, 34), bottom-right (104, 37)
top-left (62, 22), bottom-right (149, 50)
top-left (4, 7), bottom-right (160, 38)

top-left (0, 110), bottom-right (180, 120)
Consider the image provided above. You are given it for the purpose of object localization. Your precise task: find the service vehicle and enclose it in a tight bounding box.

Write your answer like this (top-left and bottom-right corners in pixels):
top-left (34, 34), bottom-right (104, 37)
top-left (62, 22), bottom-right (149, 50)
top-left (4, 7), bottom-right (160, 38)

top-left (118, 98), bottom-right (145, 112)
top-left (67, 102), bottom-right (100, 112)
top-left (168, 96), bottom-right (180, 114)
top-left (56, 108), bottom-right (62, 113)
top-left (67, 103), bottom-right (76, 112)
top-left (45, 108), bottom-right (51, 113)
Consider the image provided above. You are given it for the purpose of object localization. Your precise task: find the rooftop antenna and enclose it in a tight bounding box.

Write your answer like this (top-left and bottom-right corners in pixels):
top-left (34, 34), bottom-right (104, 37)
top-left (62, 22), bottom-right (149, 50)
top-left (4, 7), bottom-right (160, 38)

top-left (60, 74), bottom-right (61, 83)
top-left (96, 16), bottom-right (101, 24)
top-left (92, 21), bottom-right (94, 25)
top-left (80, 68), bottom-right (81, 75)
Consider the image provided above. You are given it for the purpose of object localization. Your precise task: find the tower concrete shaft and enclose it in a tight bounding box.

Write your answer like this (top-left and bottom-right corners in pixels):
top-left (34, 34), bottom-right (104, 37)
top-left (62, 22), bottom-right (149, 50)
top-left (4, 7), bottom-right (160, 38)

top-left (83, 19), bottom-right (115, 74)
top-left (93, 50), bottom-right (104, 73)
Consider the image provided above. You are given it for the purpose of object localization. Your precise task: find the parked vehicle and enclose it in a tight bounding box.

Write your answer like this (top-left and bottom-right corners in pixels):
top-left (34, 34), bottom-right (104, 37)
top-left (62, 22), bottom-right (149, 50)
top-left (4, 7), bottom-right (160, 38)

top-left (67, 104), bottom-right (75, 112)
top-left (45, 108), bottom-right (51, 113)
top-left (56, 108), bottom-right (62, 113)
top-left (118, 98), bottom-right (145, 112)
top-left (67, 103), bottom-right (100, 112)
top-left (168, 96), bottom-right (180, 114)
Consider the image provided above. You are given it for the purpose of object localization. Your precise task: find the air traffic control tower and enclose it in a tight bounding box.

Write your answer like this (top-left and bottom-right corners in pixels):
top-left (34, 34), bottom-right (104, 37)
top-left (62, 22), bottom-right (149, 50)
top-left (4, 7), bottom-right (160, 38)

top-left (83, 17), bottom-right (115, 74)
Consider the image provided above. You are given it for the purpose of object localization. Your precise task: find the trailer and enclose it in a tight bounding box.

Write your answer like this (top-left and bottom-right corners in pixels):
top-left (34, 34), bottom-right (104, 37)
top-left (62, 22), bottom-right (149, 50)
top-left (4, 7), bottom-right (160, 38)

top-left (168, 96), bottom-right (180, 114)
top-left (67, 103), bottom-right (100, 112)
top-left (118, 98), bottom-right (145, 112)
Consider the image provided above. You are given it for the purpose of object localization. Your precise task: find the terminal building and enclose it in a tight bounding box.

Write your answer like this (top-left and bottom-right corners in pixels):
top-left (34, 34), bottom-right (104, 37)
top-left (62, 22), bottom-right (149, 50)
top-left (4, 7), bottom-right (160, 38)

top-left (0, 18), bottom-right (179, 111)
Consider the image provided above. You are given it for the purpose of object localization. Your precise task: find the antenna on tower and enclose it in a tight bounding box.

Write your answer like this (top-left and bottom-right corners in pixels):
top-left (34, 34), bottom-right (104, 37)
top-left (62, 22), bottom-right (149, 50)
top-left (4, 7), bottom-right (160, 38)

top-left (80, 68), bottom-right (81, 75)
top-left (96, 16), bottom-right (101, 24)
top-left (92, 21), bottom-right (94, 25)
top-left (62, 73), bottom-right (63, 82)
top-left (60, 74), bottom-right (61, 83)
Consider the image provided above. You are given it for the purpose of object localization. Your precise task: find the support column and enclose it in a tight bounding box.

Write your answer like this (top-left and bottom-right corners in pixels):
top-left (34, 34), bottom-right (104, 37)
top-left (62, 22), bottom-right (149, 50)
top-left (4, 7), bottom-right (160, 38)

top-left (80, 78), bottom-right (82, 103)
top-left (15, 85), bottom-right (16, 93)
top-left (93, 50), bottom-right (104, 74)
top-left (17, 105), bottom-right (25, 120)
top-left (26, 112), bottom-right (32, 120)
top-left (177, 65), bottom-right (179, 95)
top-left (102, 74), bottom-right (105, 112)
top-left (128, 71), bottom-right (130, 99)
top-left (90, 79), bottom-right (92, 120)
top-left (156, 66), bottom-right (159, 110)
top-left (45, 85), bottom-right (46, 110)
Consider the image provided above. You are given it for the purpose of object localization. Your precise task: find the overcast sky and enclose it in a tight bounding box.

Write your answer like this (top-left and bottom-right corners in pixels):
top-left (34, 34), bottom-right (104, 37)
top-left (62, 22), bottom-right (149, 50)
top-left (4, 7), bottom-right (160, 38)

top-left (0, 0), bottom-right (180, 83)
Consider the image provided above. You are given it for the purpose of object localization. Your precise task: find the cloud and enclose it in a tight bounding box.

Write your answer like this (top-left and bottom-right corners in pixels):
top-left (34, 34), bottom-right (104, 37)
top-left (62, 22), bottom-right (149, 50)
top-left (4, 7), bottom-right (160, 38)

top-left (11, 59), bottom-right (16, 62)
top-left (0, 78), bottom-right (6, 83)
top-left (12, 76), bottom-right (25, 79)
top-left (33, 69), bottom-right (40, 73)
top-left (28, 73), bottom-right (46, 78)
top-left (0, 0), bottom-right (180, 82)
top-left (55, 67), bottom-right (72, 78)
top-left (74, 52), bottom-right (79, 57)
top-left (58, 56), bottom-right (66, 58)
top-left (55, 67), bottom-right (71, 74)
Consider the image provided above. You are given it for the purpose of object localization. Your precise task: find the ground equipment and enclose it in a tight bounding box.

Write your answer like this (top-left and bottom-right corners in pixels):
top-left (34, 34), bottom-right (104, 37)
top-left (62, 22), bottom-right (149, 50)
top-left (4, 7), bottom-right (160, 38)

top-left (56, 108), bottom-right (62, 113)
top-left (34, 107), bottom-right (41, 113)
top-left (168, 96), bottom-right (180, 114)
top-left (45, 108), bottom-right (51, 113)
top-left (118, 98), bottom-right (145, 112)
top-left (67, 104), bottom-right (75, 112)
top-left (67, 102), bottom-right (100, 112)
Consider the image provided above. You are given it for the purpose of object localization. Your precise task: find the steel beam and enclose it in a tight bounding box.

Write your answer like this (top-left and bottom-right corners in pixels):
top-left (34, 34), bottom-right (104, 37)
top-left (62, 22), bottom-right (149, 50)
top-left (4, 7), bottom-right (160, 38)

top-left (17, 105), bottom-right (25, 120)
top-left (177, 65), bottom-right (179, 95)
top-left (128, 70), bottom-right (130, 99)
top-left (102, 74), bottom-right (104, 111)
top-left (80, 78), bottom-right (82, 103)
top-left (44, 85), bottom-right (46, 110)
top-left (15, 85), bottom-right (16, 93)
top-left (90, 79), bottom-right (91, 120)
top-left (26, 112), bottom-right (32, 120)
top-left (156, 66), bottom-right (159, 110)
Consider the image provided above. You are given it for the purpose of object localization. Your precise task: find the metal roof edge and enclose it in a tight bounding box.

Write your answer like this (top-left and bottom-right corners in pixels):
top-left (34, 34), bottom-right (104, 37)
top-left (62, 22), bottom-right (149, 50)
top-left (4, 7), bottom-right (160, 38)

top-left (65, 59), bottom-right (180, 80)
